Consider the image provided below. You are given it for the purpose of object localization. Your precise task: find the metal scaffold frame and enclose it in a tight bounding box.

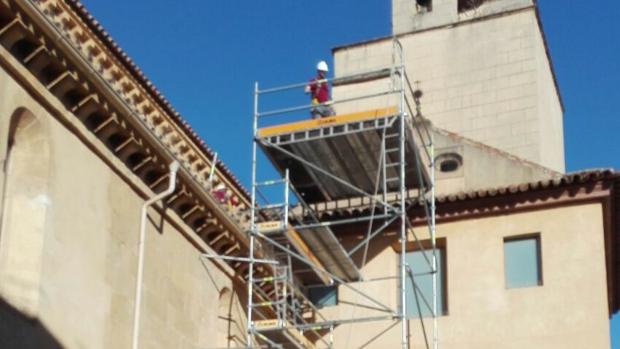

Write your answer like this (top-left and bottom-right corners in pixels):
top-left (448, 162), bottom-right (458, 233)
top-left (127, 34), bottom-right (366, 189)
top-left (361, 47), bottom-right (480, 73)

top-left (245, 40), bottom-right (438, 349)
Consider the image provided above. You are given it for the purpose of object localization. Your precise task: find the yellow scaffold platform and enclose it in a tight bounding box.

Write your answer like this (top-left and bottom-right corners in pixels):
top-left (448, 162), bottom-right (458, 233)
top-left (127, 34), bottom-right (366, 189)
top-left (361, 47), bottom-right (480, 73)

top-left (256, 107), bottom-right (429, 203)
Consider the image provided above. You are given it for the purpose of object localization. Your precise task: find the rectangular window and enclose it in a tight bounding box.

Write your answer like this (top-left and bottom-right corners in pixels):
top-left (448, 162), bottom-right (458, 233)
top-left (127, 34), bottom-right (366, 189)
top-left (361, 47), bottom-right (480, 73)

top-left (504, 235), bottom-right (542, 288)
top-left (404, 240), bottom-right (447, 318)
top-left (307, 285), bottom-right (338, 308)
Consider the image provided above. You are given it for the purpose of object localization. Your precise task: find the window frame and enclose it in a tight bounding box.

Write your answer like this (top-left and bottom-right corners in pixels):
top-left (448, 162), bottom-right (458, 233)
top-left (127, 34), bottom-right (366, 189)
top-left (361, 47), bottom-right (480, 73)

top-left (503, 233), bottom-right (543, 289)
top-left (394, 238), bottom-right (448, 318)
top-left (306, 284), bottom-right (338, 308)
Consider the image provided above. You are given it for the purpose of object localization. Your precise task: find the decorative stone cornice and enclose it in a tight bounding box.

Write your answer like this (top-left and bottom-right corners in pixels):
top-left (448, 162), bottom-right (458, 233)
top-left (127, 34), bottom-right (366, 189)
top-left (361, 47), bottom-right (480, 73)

top-left (0, 0), bottom-right (273, 283)
top-left (35, 0), bottom-right (249, 207)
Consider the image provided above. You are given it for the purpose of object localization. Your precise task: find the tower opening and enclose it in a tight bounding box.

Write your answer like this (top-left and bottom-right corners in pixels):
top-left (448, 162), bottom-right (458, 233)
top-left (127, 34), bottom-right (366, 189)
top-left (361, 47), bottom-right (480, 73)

top-left (458, 0), bottom-right (488, 13)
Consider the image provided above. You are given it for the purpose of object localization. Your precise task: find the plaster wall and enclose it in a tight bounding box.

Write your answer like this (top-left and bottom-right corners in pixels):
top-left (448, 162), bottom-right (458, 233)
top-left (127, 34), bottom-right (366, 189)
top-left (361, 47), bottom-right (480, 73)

top-left (0, 56), bottom-right (245, 349)
top-left (432, 127), bottom-right (558, 195)
top-left (333, 7), bottom-right (565, 172)
top-left (321, 203), bottom-right (611, 348)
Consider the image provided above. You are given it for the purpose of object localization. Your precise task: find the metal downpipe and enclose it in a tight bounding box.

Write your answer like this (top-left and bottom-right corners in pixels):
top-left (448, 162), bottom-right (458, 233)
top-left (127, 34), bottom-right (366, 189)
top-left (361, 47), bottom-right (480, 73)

top-left (131, 161), bottom-right (180, 349)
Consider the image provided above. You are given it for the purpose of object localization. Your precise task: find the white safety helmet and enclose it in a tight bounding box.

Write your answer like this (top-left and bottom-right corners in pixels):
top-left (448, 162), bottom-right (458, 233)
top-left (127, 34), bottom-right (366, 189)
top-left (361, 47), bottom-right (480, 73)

top-left (317, 60), bottom-right (329, 72)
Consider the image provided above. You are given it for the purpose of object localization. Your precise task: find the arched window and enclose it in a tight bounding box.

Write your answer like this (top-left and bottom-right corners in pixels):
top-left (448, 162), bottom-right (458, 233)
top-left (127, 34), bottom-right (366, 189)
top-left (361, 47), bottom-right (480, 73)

top-left (0, 108), bottom-right (50, 317)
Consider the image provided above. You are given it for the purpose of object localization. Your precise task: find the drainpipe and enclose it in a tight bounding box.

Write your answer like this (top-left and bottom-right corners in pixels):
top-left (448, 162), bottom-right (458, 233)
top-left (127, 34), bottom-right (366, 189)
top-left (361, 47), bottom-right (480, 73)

top-left (131, 161), bottom-right (180, 349)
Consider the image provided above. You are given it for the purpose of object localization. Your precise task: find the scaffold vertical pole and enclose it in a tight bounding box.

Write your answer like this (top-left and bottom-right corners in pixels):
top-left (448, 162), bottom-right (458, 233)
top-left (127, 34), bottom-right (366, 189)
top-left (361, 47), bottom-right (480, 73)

top-left (247, 81), bottom-right (259, 348)
top-left (382, 128), bottom-right (388, 218)
top-left (283, 169), bottom-right (291, 329)
top-left (431, 133), bottom-right (438, 349)
top-left (284, 169), bottom-right (289, 229)
top-left (399, 65), bottom-right (409, 349)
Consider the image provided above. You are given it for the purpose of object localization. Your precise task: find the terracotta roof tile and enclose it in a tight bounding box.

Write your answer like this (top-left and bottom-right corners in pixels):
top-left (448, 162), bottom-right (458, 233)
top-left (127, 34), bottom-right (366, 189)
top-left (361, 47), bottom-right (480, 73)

top-left (431, 169), bottom-right (618, 205)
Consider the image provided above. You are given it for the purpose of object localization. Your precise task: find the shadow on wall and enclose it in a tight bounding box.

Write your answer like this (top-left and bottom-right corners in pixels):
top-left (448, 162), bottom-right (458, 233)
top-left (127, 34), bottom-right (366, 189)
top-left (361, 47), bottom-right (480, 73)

top-left (217, 286), bottom-right (248, 348)
top-left (0, 296), bottom-right (63, 348)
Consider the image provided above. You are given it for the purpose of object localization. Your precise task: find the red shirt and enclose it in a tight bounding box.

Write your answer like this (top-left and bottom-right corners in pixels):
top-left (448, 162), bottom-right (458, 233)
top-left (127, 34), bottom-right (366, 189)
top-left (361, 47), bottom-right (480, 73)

top-left (308, 77), bottom-right (330, 103)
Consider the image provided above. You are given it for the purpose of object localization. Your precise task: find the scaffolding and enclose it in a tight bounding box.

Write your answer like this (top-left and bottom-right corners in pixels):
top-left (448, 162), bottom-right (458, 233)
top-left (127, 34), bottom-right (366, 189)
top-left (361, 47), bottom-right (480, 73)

top-left (246, 40), bottom-right (437, 349)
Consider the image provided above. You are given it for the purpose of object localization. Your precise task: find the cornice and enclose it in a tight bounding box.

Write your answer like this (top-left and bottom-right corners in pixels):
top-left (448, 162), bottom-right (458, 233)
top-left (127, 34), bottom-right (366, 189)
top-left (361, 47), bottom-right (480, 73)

top-left (0, 0), bottom-right (279, 287)
top-left (33, 0), bottom-right (249, 207)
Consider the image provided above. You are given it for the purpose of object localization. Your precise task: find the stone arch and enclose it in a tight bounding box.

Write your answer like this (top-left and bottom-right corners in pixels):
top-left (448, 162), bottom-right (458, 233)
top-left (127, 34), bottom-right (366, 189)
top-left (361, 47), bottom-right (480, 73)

top-left (0, 107), bottom-right (50, 317)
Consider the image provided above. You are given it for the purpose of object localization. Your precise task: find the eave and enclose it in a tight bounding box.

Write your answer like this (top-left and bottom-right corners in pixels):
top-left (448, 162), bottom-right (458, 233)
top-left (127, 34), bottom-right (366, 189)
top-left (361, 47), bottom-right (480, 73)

top-left (0, 0), bottom-right (274, 285)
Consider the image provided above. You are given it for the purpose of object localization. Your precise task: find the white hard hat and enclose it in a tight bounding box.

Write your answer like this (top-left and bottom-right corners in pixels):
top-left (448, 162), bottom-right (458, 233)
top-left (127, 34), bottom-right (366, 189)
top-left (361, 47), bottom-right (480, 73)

top-left (317, 60), bottom-right (329, 72)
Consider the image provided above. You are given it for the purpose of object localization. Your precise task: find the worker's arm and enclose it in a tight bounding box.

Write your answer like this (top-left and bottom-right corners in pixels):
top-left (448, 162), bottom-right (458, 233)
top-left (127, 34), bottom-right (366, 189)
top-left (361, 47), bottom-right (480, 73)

top-left (305, 78), bottom-right (317, 94)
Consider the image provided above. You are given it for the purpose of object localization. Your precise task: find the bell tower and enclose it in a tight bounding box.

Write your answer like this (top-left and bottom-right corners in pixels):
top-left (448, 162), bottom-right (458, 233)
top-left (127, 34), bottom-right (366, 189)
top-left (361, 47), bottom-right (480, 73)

top-left (338, 0), bottom-right (566, 172)
top-left (393, 0), bottom-right (540, 34)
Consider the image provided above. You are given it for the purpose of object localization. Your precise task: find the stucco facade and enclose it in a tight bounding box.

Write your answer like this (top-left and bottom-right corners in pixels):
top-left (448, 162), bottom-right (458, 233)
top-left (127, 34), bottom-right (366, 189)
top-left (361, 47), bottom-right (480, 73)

top-left (322, 202), bottom-right (612, 348)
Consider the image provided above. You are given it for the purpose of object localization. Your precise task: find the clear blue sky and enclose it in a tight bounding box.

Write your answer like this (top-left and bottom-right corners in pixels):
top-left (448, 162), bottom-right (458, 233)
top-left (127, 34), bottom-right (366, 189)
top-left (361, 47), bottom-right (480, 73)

top-left (80, 0), bottom-right (619, 345)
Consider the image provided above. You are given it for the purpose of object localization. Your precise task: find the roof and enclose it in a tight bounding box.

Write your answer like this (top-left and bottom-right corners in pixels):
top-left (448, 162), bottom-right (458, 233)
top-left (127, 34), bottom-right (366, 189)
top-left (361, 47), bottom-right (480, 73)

top-left (434, 169), bottom-right (617, 205)
top-left (64, 0), bottom-right (250, 200)
top-left (312, 170), bottom-right (618, 220)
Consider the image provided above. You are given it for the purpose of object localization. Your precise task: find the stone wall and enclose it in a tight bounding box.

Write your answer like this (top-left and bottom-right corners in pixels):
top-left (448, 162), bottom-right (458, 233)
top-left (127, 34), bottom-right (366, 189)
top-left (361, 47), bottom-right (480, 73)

top-left (392, 0), bottom-right (534, 34)
top-left (0, 47), bottom-right (245, 349)
top-left (334, 6), bottom-right (565, 172)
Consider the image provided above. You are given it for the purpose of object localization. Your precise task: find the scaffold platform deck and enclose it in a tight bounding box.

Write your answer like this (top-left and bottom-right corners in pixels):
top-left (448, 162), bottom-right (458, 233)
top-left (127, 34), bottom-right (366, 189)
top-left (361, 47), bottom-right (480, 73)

top-left (257, 221), bottom-right (361, 283)
top-left (254, 320), bottom-right (317, 349)
top-left (256, 107), bottom-right (430, 203)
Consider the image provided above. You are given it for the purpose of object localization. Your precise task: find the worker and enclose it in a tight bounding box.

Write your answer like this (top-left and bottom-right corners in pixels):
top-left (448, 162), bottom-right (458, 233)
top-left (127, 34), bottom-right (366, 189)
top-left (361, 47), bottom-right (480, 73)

top-left (212, 182), bottom-right (240, 212)
top-left (212, 183), bottom-right (228, 204)
top-left (305, 60), bottom-right (335, 119)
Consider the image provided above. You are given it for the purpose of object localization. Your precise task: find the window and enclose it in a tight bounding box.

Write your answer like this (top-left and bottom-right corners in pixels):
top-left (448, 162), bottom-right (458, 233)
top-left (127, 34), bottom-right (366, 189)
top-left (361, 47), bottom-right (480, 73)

top-left (458, 0), bottom-right (488, 13)
top-left (307, 285), bottom-right (338, 307)
top-left (416, 0), bottom-right (432, 12)
top-left (0, 108), bottom-right (50, 316)
top-left (404, 240), bottom-right (447, 318)
top-left (504, 235), bottom-right (542, 288)
top-left (435, 153), bottom-right (463, 173)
